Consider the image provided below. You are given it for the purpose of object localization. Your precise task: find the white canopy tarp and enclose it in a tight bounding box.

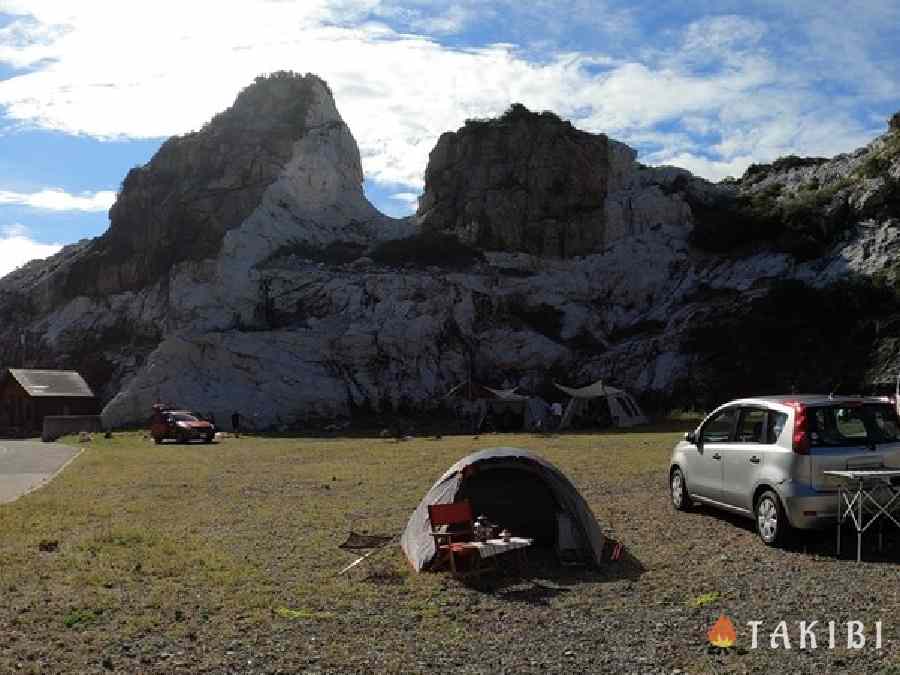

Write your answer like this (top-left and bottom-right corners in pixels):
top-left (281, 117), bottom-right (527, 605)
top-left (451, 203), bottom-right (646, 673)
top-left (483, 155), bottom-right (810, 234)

top-left (447, 383), bottom-right (549, 431)
top-left (554, 380), bottom-right (647, 428)
top-left (483, 386), bottom-right (530, 401)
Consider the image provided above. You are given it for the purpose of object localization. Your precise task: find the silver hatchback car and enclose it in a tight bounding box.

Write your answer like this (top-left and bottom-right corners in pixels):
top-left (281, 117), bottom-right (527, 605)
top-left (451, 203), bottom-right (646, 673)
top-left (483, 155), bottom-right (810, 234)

top-left (669, 395), bottom-right (900, 545)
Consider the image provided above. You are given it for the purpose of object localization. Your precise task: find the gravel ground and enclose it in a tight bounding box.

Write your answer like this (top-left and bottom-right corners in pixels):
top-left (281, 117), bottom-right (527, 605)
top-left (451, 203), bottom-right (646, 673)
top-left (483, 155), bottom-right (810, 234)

top-left (1, 432), bottom-right (898, 674)
top-left (183, 476), bottom-right (900, 674)
top-left (320, 473), bottom-right (900, 675)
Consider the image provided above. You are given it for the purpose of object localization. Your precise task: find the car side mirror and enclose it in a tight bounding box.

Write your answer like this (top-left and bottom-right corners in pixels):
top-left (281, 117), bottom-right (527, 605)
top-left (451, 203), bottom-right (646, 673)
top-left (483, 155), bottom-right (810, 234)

top-left (685, 430), bottom-right (698, 445)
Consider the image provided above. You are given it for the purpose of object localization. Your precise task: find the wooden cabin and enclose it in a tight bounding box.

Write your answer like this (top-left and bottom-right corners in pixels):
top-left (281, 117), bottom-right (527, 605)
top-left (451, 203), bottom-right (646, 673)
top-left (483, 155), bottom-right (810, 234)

top-left (0, 369), bottom-right (99, 435)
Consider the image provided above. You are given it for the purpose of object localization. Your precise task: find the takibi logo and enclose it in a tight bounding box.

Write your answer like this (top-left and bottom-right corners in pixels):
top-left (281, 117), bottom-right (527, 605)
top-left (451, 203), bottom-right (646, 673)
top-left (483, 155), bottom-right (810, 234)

top-left (707, 615), bottom-right (737, 648)
top-left (706, 615), bottom-right (884, 650)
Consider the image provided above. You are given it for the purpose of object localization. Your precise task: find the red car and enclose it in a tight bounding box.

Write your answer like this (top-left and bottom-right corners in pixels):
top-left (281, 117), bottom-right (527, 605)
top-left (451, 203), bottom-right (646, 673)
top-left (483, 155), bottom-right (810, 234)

top-left (150, 407), bottom-right (215, 444)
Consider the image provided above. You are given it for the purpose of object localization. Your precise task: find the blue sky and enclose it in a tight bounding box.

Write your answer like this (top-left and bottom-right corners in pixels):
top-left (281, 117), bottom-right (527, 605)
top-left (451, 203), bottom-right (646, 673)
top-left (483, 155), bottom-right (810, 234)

top-left (1, 0), bottom-right (899, 276)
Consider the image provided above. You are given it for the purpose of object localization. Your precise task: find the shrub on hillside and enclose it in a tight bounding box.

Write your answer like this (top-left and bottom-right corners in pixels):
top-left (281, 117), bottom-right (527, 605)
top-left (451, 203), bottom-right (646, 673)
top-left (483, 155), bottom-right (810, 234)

top-left (685, 278), bottom-right (900, 406)
top-left (508, 302), bottom-right (565, 341)
top-left (261, 240), bottom-right (366, 266)
top-left (742, 155), bottom-right (828, 183)
top-left (370, 233), bottom-right (485, 269)
top-left (689, 178), bottom-right (853, 259)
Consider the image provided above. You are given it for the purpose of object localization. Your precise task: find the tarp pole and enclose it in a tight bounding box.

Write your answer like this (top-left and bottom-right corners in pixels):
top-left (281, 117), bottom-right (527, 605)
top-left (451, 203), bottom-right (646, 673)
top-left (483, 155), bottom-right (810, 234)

top-left (896, 371), bottom-right (900, 418)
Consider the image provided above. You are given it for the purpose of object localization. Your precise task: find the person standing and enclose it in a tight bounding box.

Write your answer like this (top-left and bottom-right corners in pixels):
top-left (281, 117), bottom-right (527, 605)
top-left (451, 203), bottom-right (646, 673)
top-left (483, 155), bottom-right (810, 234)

top-left (231, 411), bottom-right (241, 437)
top-left (550, 401), bottom-right (563, 431)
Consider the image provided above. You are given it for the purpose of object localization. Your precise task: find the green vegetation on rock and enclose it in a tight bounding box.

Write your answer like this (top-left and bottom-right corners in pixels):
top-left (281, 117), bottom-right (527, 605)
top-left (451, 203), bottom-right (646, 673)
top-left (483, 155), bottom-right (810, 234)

top-left (684, 277), bottom-right (900, 406)
top-left (857, 132), bottom-right (900, 179)
top-left (370, 233), bottom-right (485, 269)
top-left (689, 171), bottom-right (854, 259)
top-left (260, 240), bottom-right (367, 267)
top-left (742, 155), bottom-right (829, 184)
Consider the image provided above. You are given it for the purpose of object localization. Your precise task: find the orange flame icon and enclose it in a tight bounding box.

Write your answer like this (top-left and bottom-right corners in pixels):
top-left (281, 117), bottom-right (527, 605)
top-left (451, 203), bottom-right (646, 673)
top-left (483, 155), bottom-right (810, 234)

top-left (707, 615), bottom-right (736, 648)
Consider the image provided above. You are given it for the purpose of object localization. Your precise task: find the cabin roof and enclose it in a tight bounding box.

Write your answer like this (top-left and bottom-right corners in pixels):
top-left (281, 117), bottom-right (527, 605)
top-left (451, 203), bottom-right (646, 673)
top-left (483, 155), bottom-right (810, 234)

top-left (6, 369), bottom-right (95, 398)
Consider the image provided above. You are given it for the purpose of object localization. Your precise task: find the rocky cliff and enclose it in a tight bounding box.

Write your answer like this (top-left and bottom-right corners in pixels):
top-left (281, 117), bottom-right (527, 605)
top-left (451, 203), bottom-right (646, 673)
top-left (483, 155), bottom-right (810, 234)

top-left (0, 72), bottom-right (413, 408)
top-left (418, 105), bottom-right (627, 256)
top-left (2, 73), bottom-right (899, 429)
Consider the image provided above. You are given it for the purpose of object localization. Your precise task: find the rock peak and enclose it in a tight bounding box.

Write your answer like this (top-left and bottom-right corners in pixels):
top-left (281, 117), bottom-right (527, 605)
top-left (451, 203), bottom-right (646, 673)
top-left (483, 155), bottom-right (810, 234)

top-left (64, 71), bottom-right (347, 298)
top-left (416, 103), bottom-right (649, 257)
top-left (210, 71), bottom-right (334, 133)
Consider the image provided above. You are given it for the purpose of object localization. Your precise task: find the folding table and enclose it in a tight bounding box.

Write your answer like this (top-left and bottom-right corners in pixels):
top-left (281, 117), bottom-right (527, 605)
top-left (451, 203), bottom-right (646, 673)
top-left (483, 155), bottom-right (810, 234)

top-left (463, 537), bottom-right (533, 573)
top-left (824, 469), bottom-right (900, 562)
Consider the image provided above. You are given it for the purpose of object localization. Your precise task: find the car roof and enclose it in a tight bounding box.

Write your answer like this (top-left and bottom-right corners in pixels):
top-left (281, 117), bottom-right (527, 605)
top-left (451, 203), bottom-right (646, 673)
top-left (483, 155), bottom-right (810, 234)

top-left (728, 394), bottom-right (892, 407)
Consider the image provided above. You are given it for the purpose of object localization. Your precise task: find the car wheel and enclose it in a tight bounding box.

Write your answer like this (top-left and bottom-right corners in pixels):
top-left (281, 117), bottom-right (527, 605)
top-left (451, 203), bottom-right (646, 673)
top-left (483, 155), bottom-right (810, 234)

top-left (153, 436), bottom-right (162, 445)
top-left (177, 431), bottom-right (189, 444)
top-left (755, 490), bottom-right (790, 546)
top-left (204, 433), bottom-right (213, 444)
top-left (670, 467), bottom-right (691, 511)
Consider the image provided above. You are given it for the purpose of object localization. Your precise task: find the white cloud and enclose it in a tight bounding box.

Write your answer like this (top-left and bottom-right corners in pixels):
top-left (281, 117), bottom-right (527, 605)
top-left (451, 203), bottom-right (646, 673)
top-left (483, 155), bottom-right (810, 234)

top-left (0, 1), bottom-right (894, 196)
top-left (0, 188), bottom-right (116, 211)
top-left (774, 1), bottom-right (900, 101)
top-left (0, 223), bottom-right (62, 278)
top-left (390, 191), bottom-right (419, 209)
top-left (0, 15), bottom-right (68, 68)
top-left (394, 5), bottom-right (476, 35)
top-left (1, 223), bottom-right (28, 237)
top-left (682, 15), bottom-right (767, 57)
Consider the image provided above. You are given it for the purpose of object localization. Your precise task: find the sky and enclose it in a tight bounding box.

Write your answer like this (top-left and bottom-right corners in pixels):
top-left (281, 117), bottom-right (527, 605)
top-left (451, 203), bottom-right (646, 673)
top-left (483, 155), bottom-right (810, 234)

top-left (0, 0), bottom-right (899, 277)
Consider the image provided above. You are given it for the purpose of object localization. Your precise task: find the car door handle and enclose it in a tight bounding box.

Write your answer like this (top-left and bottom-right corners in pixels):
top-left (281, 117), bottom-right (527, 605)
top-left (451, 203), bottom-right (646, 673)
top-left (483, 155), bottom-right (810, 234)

top-left (749, 456), bottom-right (761, 464)
top-left (712, 453), bottom-right (722, 460)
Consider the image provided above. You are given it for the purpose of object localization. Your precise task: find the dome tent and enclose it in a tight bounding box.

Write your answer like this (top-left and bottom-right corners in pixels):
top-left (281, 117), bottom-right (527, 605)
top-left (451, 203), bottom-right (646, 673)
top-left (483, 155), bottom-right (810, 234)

top-left (401, 447), bottom-right (605, 571)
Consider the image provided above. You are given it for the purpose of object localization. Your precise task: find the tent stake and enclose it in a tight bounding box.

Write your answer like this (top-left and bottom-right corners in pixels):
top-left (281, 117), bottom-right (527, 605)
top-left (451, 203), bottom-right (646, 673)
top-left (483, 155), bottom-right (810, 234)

top-left (337, 537), bottom-right (397, 577)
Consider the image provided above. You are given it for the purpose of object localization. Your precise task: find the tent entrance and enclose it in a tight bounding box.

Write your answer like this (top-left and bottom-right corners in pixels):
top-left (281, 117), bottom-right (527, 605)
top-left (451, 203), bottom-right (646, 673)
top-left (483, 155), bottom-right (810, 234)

top-left (569, 397), bottom-right (613, 429)
top-left (457, 464), bottom-right (559, 547)
top-left (485, 401), bottom-right (526, 432)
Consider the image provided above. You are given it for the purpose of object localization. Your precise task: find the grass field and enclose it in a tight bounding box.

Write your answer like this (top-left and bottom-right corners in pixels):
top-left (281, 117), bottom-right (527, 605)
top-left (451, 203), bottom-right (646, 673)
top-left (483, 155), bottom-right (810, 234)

top-left (1, 425), bottom-right (899, 673)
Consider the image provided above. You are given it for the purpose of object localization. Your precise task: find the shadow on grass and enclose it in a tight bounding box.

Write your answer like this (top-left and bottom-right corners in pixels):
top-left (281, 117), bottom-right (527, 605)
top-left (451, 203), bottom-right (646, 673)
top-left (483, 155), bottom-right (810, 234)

top-left (209, 423), bottom-right (693, 443)
top-left (155, 440), bottom-right (220, 446)
top-left (462, 543), bottom-right (646, 605)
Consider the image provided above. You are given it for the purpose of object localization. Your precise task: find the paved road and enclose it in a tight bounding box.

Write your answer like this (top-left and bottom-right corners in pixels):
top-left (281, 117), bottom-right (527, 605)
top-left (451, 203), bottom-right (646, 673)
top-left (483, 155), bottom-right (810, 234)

top-left (0, 440), bottom-right (81, 504)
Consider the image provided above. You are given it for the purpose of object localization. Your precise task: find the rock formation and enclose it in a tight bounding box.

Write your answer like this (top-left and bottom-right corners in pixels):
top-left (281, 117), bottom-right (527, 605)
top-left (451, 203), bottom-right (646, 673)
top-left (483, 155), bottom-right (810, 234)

top-left (0, 72), bottom-right (413, 414)
top-left (416, 104), bottom-right (709, 257)
top-left (1, 73), bottom-right (899, 429)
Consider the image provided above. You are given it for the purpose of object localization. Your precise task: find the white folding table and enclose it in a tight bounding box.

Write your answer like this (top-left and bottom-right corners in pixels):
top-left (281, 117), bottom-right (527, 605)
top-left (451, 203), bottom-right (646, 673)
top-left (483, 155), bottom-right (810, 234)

top-left (462, 537), bottom-right (533, 574)
top-left (464, 536), bottom-right (533, 559)
top-left (824, 469), bottom-right (900, 562)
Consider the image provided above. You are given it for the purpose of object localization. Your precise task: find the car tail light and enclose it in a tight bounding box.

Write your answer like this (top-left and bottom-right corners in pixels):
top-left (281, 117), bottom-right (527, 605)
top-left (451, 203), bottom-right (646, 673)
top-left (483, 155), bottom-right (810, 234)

top-left (785, 401), bottom-right (810, 455)
top-left (889, 396), bottom-right (900, 417)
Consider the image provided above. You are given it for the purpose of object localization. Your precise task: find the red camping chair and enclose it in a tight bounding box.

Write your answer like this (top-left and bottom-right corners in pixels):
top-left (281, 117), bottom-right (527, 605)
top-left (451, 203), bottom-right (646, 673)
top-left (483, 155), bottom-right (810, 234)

top-left (428, 500), bottom-right (479, 576)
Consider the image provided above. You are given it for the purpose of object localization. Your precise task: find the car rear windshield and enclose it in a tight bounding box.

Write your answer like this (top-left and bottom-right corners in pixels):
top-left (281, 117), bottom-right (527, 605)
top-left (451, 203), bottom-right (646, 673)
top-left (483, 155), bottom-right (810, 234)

top-left (171, 413), bottom-right (198, 422)
top-left (807, 403), bottom-right (900, 447)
